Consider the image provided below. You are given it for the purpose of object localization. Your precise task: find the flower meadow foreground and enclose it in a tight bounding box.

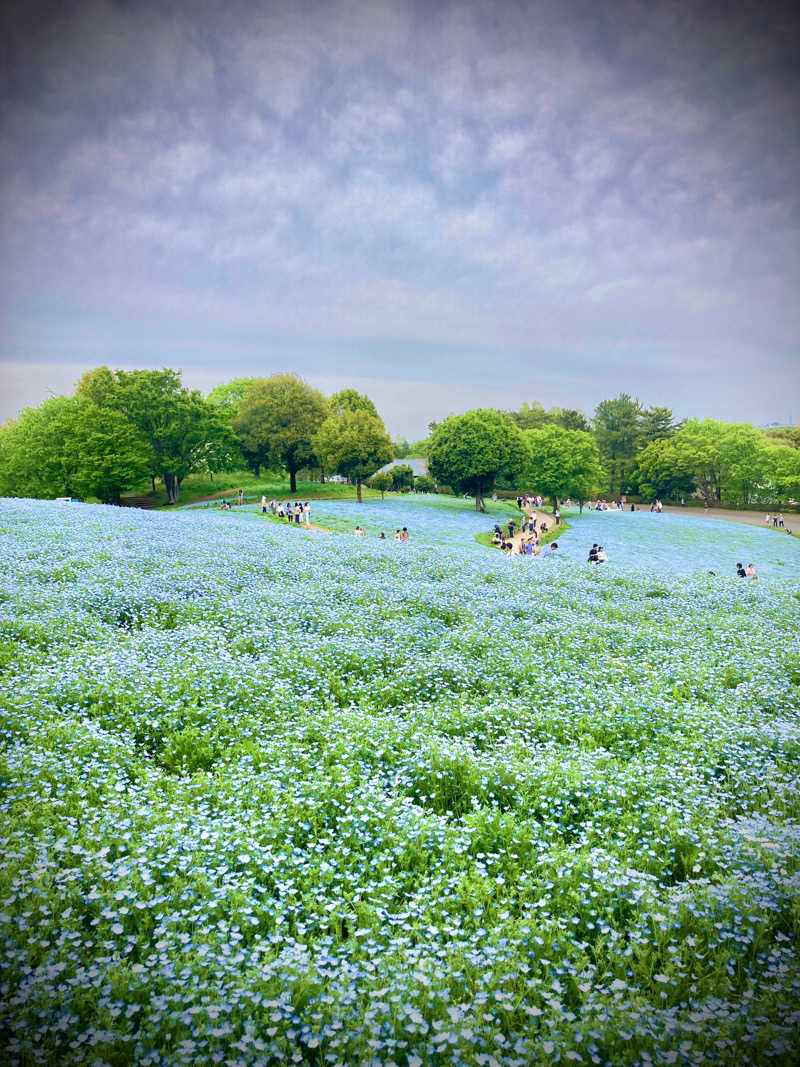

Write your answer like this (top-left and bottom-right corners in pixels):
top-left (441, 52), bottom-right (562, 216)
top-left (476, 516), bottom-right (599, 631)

top-left (1, 498), bottom-right (799, 1067)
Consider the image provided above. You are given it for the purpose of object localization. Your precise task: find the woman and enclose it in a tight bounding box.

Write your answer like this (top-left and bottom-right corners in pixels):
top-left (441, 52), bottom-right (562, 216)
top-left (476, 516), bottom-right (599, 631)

top-left (745, 562), bottom-right (756, 578)
top-left (596, 546), bottom-right (607, 564)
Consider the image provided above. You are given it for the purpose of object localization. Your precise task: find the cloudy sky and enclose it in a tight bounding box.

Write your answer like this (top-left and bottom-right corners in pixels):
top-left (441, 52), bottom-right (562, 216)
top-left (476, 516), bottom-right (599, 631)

top-left (1, 0), bottom-right (798, 436)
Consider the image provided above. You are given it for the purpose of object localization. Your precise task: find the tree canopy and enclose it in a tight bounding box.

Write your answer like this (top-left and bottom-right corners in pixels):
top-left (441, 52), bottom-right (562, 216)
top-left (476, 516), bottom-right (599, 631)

top-left (76, 366), bottom-right (238, 503)
top-left (233, 374), bottom-right (329, 490)
top-left (427, 409), bottom-right (529, 511)
top-left (0, 395), bottom-right (151, 503)
top-left (524, 425), bottom-right (603, 509)
top-left (313, 408), bottom-right (393, 502)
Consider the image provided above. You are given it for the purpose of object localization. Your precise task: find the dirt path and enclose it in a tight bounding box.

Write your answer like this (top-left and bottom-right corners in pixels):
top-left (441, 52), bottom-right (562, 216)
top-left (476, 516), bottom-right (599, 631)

top-left (660, 505), bottom-right (795, 530)
top-left (495, 508), bottom-right (559, 554)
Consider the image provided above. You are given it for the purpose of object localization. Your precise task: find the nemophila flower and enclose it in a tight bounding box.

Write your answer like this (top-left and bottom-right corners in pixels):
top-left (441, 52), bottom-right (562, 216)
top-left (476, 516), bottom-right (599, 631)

top-left (0, 497), bottom-right (799, 1065)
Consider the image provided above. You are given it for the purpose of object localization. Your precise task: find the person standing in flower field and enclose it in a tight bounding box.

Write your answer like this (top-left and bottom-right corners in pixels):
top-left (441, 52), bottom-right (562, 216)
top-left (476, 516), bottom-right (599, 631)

top-left (261, 495), bottom-right (267, 514)
top-left (303, 502), bottom-right (311, 526)
top-left (237, 488), bottom-right (244, 506)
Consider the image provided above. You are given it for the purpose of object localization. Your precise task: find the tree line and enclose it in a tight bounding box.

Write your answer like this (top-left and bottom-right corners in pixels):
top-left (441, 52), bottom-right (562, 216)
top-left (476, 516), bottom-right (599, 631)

top-left (424, 394), bottom-right (800, 511)
top-left (0, 368), bottom-right (393, 504)
top-left (1, 369), bottom-right (797, 510)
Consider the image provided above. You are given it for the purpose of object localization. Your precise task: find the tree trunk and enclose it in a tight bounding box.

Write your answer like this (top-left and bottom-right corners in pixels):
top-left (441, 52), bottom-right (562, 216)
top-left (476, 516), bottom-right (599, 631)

top-left (164, 472), bottom-right (180, 504)
top-left (290, 468), bottom-right (297, 493)
top-left (356, 479), bottom-right (362, 503)
top-left (150, 475), bottom-right (156, 492)
top-left (474, 490), bottom-right (484, 512)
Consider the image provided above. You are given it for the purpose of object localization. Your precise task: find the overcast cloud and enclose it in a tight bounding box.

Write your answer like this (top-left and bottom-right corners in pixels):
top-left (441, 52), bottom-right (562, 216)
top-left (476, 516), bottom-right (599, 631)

top-left (1, 0), bottom-right (798, 436)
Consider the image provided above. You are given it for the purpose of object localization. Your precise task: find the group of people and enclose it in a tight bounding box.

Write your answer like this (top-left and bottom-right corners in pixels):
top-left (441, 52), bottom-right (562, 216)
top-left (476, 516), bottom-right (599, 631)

top-left (765, 513), bottom-right (785, 528)
top-left (263, 497), bottom-right (312, 525)
top-left (736, 562), bottom-right (757, 578)
top-left (492, 513), bottom-right (551, 554)
top-left (587, 543), bottom-right (608, 563)
top-left (356, 526), bottom-right (410, 540)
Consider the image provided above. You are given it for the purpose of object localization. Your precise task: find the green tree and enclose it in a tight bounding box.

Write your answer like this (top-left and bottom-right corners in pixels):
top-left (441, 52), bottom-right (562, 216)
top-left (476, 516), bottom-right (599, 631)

top-left (427, 409), bottom-right (529, 512)
top-left (369, 470), bottom-right (393, 498)
top-left (206, 378), bottom-right (258, 419)
top-left (635, 436), bottom-right (696, 501)
top-left (641, 405), bottom-right (681, 443)
top-left (77, 366), bottom-right (238, 504)
top-left (524, 425), bottom-right (603, 511)
top-left (406, 436), bottom-right (430, 457)
top-left (0, 395), bottom-right (151, 503)
top-left (233, 374), bottom-right (329, 491)
top-left (206, 378), bottom-right (262, 475)
top-left (507, 400), bottom-right (553, 430)
top-left (329, 388), bottom-right (379, 417)
top-left (390, 463), bottom-right (414, 491)
top-left (313, 408), bottom-right (393, 502)
top-left (552, 407), bottom-right (591, 433)
top-left (392, 435), bottom-right (410, 459)
top-left (593, 393), bottom-right (644, 497)
top-left (766, 441), bottom-right (800, 503)
top-left (414, 473), bottom-right (436, 493)
top-left (664, 418), bottom-right (772, 505)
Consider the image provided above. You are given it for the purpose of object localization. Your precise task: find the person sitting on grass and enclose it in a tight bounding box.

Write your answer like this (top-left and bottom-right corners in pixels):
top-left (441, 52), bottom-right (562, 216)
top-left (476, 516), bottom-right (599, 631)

top-left (492, 530), bottom-right (502, 546)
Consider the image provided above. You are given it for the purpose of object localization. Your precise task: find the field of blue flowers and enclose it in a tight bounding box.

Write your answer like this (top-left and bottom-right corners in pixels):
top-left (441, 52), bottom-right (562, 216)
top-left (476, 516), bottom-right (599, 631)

top-left (1, 496), bottom-right (799, 1066)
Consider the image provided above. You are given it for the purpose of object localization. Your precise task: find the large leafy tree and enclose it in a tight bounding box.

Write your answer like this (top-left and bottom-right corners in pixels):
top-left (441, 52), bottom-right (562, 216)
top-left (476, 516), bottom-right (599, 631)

top-left (640, 405), bottom-right (681, 443)
top-left (766, 441), bottom-right (800, 503)
top-left (328, 388), bottom-right (379, 417)
top-left (593, 393), bottom-right (644, 497)
top-left (0, 395), bottom-right (151, 503)
top-left (77, 367), bottom-right (239, 503)
top-left (313, 407), bottom-right (393, 503)
top-left (427, 409), bottom-right (529, 512)
top-left (635, 436), bottom-right (696, 501)
top-left (205, 377), bottom-right (262, 476)
top-left (656, 418), bottom-right (773, 505)
top-left (524, 425), bottom-right (603, 511)
top-left (233, 374), bottom-right (329, 490)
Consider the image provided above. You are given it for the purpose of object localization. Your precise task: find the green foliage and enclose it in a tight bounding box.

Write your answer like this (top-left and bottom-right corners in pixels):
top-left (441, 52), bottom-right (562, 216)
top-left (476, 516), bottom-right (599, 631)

top-left (205, 378), bottom-right (258, 419)
top-left (405, 436), bottom-right (430, 457)
top-left (77, 366), bottom-right (240, 503)
top-left (392, 435), bottom-right (410, 458)
top-left (389, 463), bottom-right (414, 491)
top-left (369, 471), bottom-right (393, 498)
top-left (0, 395), bottom-right (151, 503)
top-left (593, 393), bottom-right (644, 497)
top-left (635, 436), bottom-right (696, 501)
top-left (413, 473), bottom-right (436, 493)
top-left (328, 388), bottom-right (379, 417)
top-left (524, 425), bottom-right (603, 508)
top-left (427, 408), bottom-right (529, 511)
top-left (313, 408), bottom-right (393, 502)
top-left (232, 374), bottom-right (329, 491)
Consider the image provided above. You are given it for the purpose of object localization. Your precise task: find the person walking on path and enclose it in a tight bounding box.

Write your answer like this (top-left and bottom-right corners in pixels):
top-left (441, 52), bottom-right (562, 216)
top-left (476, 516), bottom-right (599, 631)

top-left (237, 488), bottom-right (244, 506)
